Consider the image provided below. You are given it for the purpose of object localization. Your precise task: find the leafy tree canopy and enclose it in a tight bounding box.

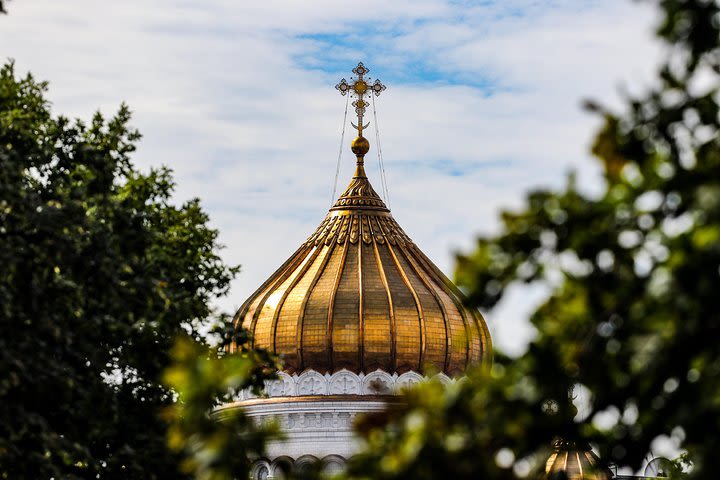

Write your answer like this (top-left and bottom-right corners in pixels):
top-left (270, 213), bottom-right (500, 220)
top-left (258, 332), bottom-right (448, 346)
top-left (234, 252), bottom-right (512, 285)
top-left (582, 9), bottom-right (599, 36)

top-left (0, 61), bottom-right (249, 478)
top-left (163, 334), bottom-right (279, 480)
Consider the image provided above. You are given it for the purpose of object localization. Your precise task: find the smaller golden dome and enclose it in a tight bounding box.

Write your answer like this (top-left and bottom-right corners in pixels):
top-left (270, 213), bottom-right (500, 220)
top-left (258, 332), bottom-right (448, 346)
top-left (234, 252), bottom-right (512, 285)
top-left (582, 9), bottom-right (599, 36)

top-left (545, 440), bottom-right (612, 480)
top-left (351, 136), bottom-right (370, 156)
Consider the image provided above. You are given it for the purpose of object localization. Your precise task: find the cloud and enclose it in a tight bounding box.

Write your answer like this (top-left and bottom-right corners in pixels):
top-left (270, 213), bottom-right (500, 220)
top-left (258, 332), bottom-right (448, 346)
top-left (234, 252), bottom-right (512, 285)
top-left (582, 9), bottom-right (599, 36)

top-left (0, 0), bottom-right (662, 354)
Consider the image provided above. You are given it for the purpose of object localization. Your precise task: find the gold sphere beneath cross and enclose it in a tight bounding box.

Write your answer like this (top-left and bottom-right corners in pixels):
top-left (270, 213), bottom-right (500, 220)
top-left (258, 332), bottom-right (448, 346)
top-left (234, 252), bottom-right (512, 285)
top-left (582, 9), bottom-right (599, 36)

top-left (351, 136), bottom-right (370, 156)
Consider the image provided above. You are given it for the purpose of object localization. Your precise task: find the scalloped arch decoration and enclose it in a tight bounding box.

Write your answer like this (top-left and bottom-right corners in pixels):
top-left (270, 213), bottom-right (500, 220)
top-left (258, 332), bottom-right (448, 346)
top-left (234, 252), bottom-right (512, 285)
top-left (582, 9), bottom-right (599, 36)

top-left (235, 368), bottom-right (459, 400)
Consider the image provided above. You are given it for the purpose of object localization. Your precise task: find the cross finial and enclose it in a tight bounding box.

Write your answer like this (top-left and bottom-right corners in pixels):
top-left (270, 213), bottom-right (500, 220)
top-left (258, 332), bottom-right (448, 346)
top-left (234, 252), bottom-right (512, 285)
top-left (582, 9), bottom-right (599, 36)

top-left (335, 62), bottom-right (386, 158)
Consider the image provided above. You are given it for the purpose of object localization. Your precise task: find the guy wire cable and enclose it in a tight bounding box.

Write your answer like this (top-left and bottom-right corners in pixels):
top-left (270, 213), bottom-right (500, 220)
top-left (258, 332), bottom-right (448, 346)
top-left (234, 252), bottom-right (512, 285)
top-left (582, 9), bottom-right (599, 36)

top-left (331, 94), bottom-right (350, 207)
top-left (371, 93), bottom-right (390, 207)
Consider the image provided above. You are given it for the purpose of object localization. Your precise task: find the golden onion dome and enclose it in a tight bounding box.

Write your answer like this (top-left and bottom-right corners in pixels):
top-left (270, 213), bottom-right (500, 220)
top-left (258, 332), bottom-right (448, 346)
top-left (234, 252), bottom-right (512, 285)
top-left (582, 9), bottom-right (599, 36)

top-left (230, 139), bottom-right (491, 376)
top-left (544, 440), bottom-right (612, 480)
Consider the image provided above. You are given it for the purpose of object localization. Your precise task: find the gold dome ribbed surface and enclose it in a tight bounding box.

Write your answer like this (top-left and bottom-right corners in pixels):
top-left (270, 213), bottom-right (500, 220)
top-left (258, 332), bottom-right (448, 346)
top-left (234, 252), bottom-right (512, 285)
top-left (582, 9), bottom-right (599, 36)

top-left (544, 441), bottom-right (612, 480)
top-left (231, 162), bottom-right (491, 376)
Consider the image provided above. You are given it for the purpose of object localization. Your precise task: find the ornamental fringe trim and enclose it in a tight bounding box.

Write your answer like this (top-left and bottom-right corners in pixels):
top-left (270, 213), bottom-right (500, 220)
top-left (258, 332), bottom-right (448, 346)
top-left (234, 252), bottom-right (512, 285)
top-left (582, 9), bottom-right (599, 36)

top-left (305, 213), bottom-right (413, 247)
top-left (234, 368), bottom-right (453, 400)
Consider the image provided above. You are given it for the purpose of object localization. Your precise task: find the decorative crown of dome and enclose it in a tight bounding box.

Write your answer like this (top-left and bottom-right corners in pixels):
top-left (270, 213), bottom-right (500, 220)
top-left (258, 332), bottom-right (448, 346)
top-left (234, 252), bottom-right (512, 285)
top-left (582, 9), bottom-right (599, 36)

top-left (230, 63), bottom-right (491, 376)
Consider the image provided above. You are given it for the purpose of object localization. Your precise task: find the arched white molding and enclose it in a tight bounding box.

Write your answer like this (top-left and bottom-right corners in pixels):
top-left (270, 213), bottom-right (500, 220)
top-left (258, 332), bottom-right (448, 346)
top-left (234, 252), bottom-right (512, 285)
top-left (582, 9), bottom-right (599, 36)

top-left (361, 370), bottom-right (394, 394)
top-left (329, 369), bottom-right (361, 395)
top-left (251, 460), bottom-right (271, 480)
top-left (267, 371), bottom-right (296, 397)
top-left (297, 370), bottom-right (328, 395)
top-left (395, 371), bottom-right (423, 392)
top-left (271, 456), bottom-right (294, 479)
top-left (235, 368), bottom-right (461, 399)
top-left (295, 454), bottom-right (320, 474)
top-left (251, 455), bottom-right (347, 479)
top-left (321, 454), bottom-right (347, 475)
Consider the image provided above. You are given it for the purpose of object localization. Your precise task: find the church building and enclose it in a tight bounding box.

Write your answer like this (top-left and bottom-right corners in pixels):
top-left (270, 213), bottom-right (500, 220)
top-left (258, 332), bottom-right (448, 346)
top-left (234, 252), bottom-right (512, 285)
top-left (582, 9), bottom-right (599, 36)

top-left (216, 62), bottom-right (491, 478)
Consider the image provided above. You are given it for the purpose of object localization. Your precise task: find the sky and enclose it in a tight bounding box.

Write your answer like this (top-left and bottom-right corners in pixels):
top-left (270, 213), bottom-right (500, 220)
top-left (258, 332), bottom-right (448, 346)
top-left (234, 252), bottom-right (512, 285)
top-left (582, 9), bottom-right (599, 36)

top-left (0, 0), bottom-right (663, 356)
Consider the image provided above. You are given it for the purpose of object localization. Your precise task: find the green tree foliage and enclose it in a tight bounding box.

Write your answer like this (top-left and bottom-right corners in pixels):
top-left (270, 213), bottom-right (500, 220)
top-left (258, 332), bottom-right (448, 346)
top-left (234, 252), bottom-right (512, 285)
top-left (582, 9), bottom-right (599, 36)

top-left (163, 333), bottom-right (280, 480)
top-left (0, 62), bottom-right (247, 478)
top-left (346, 1), bottom-right (720, 479)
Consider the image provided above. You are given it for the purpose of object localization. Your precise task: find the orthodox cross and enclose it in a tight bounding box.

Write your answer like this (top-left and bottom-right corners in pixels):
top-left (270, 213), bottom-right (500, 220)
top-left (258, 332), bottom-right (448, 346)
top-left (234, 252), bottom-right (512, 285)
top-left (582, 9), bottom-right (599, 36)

top-left (335, 62), bottom-right (386, 138)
